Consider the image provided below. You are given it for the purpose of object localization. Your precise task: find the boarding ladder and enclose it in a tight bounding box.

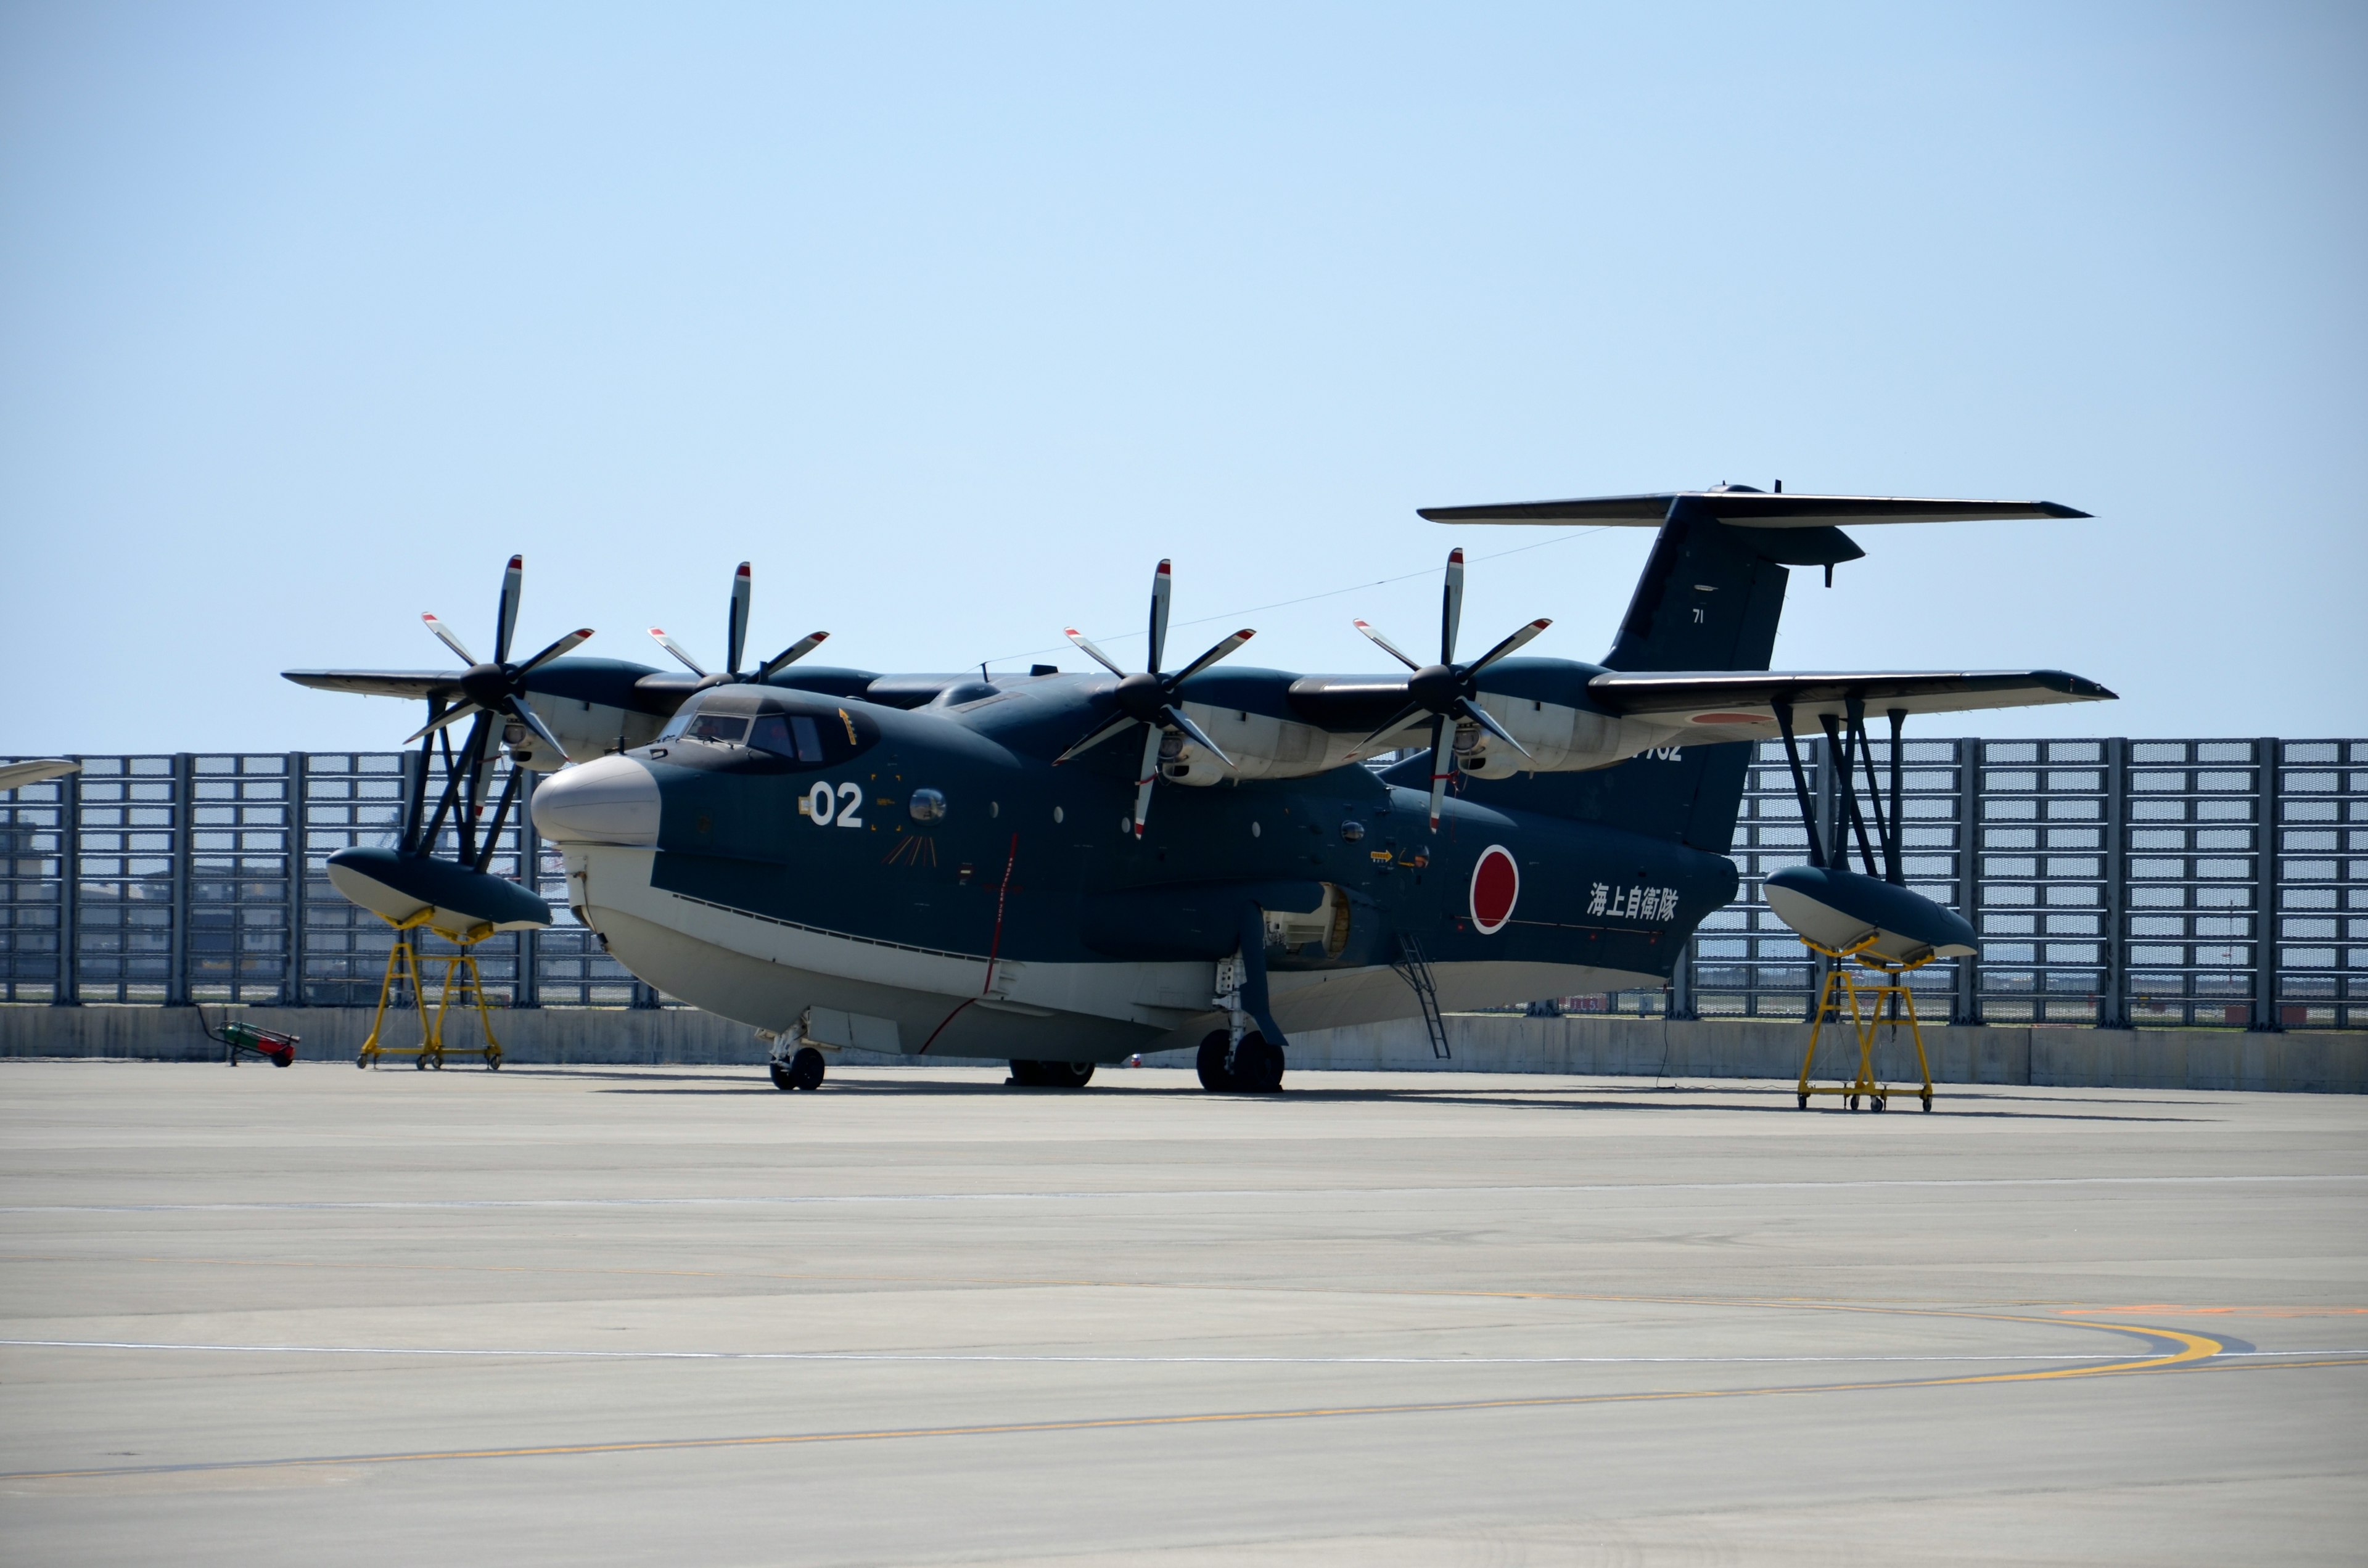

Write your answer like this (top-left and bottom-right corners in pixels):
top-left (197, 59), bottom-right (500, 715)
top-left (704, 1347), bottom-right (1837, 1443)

top-left (1391, 934), bottom-right (1453, 1059)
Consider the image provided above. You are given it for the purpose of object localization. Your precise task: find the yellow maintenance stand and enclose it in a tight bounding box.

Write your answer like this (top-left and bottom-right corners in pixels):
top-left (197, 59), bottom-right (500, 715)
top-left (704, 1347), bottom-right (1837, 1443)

top-left (1796, 932), bottom-right (1934, 1112)
top-left (356, 909), bottom-right (504, 1071)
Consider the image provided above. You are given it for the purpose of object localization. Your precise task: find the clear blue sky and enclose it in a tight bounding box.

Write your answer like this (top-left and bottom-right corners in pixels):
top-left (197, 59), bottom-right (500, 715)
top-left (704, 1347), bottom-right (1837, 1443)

top-left (4, 2), bottom-right (2361, 755)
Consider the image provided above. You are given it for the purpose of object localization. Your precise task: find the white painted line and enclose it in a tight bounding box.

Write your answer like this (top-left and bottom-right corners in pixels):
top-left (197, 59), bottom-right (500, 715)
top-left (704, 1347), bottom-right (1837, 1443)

top-left (2, 1339), bottom-right (2360, 1366)
top-left (2, 1173), bottom-right (2361, 1217)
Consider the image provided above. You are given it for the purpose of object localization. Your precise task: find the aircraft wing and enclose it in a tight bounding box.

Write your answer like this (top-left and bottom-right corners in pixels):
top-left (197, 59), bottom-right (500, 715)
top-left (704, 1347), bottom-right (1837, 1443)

top-left (1588, 668), bottom-right (2115, 741)
top-left (282, 669), bottom-right (467, 700)
top-left (1419, 491), bottom-right (2089, 526)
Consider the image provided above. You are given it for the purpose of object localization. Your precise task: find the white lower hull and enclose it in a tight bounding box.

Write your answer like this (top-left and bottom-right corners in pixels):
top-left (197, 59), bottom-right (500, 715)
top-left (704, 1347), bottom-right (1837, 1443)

top-left (564, 845), bottom-right (1659, 1062)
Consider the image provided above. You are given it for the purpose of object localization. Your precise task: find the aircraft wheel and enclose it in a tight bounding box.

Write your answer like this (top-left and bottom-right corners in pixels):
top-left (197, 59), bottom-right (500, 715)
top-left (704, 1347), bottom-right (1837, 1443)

top-left (485, 1048), bottom-right (501, 1072)
top-left (768, 1059), bottom-right (797, 1092)
top-left (1233, 1035), bottom-right (1284, 1093)
top-left (1922, 1092), bottom-right (1934, 1112)
top-left (1008, 1059), bottom-right (1044, 1087)
top-left (414, 1054), bottom-right (427, 1072)
top-left (1042, 1060), bottom-right (1095, 1089)
top-left (1872, 1094), bottom-right (1887, 1112)
top-left (1846, 1094), bottom-right (1857, 1110)
top-left (1196, 1032), bottom-right (1237, 1091)
top-left (1797, 1093), bottom-right (1809, 1110)
top-left (356, 1054), bottom-right (368, 1070)
top-left (789, 1046), bottom-right (826, 1091)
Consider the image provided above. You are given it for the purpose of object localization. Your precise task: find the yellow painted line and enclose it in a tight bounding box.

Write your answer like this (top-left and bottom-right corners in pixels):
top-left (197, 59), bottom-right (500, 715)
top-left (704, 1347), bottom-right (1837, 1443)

top-left (0, 1320), bottom-right (2221, 1484)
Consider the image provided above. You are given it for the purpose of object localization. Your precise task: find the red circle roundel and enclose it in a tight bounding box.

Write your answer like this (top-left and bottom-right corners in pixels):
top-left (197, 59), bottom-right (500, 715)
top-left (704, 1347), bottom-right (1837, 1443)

top-left (1470, 845), bottom-right (1519, 935)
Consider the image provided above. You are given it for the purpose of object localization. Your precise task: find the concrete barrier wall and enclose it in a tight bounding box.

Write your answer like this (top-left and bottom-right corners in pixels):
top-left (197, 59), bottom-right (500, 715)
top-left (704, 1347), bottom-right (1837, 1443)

top-left (4, 1005), bottom-right (2362, 1093)
top-left (1293, 1015), bottom-right (2368, 1094)
top-left (0, 1006), bottom-right (989, 1070)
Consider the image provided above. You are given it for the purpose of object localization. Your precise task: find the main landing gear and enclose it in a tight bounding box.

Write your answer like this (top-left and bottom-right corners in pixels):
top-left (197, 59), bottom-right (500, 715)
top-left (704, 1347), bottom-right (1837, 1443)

top-left (1008, 1059), bottom-right (1095, 1088)
top-left (768, 1046), bottom-right (826, 1092)
top-left (1198, 1030), bottom-right (1283, 1093)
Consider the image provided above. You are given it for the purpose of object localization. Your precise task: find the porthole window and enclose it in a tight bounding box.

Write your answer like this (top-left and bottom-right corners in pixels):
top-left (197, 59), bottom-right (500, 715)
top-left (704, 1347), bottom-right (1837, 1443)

top-left (909, 789), bottom-right (948, 823)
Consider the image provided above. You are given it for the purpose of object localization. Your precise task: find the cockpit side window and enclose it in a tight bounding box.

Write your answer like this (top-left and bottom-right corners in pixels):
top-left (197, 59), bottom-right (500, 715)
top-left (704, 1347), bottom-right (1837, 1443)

top-left (752, 713), bottom-right (828, 763)
top-left (746, 702), bottom-right (873, 770)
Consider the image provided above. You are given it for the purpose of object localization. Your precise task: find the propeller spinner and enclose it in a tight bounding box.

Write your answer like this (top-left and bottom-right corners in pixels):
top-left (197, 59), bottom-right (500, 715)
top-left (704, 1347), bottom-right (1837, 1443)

top-left (1056, 559), bottom-right (1255, 839)
top-left (649, 562), bottom-right (829, 686)
top-left (1352, 547), bottom-right (1550, 831)
top-left (405, 554), bottom-right (591, 761)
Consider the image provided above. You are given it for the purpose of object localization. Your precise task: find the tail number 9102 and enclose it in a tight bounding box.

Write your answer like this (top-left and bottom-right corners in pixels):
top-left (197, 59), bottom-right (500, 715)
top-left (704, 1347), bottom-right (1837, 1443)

top-left (803, 781), bottom-right (865, 828)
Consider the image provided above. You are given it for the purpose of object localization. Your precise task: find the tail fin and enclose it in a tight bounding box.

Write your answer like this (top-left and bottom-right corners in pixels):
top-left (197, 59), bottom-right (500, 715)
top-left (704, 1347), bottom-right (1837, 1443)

top-left (1425, 496), bottom-right (1850, 852)
top-left (1601, 495), bottom-right (1859, 673)
top-left (1415, 487), bottom-right (2089, 852)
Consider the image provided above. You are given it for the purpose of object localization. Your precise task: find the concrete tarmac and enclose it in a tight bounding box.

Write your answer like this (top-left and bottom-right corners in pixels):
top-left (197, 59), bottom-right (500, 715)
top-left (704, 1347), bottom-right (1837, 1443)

top-left (1, 1059), bottom-right (2361, 1566)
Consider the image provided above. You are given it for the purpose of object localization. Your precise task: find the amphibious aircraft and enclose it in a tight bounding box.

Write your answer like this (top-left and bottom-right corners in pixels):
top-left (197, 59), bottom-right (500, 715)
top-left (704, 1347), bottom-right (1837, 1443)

top-left (286, 486), bottom-right (2111, 1092)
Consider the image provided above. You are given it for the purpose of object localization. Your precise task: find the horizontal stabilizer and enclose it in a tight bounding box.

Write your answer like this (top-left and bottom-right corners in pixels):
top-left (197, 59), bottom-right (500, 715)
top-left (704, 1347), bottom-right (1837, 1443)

top-left (1589, 668), bottom-right (2113, 739)
top-left (1420, 486), bottom-right (2088, 527)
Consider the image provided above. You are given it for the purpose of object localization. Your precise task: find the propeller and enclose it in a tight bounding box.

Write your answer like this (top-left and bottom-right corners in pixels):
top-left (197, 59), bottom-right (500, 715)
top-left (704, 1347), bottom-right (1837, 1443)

top-left (1352, 546), bottom-right (1550, 831)
top-left (403, 554), bottom-right (591, 761)
top-left (648, 562), bottom-right (829, 684)
top-left (1054, 559), bottom-right (1255, 839)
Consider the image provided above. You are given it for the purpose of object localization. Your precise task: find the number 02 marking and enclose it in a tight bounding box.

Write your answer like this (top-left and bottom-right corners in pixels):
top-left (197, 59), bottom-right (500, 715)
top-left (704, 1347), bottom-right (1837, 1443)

top-left (808, 781), bottom-right (863, 828)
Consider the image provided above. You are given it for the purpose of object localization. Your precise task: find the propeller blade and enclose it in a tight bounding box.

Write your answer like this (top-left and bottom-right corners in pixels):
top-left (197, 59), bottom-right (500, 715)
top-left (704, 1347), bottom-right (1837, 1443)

top-left (756, 631), bottom-right (829, 681)
top-left (1353, 619), bottom-right (1423, 672)
top-left (514, 627), bottom-right (593, 675)
top-left (403, 701), bottom-right (483, 744)
top-left (1131, 724), bottom-right (1163, 838)
top-left (1158, 703), bottom-right (1235, 771)
top-left (1427, 714), bottom-right (1451, 831)
top-left (1146, 559), bottom-right (1172, 676)
top-left (494, 554), bottom-right (522, 665)
top-left (1351, 702), bottom-right (1426, 758)
top-left (421, 613), bottom-right (477, 666)
top-left (1054, 712), bottom-right (1138, 764)
top-left (1457, 695), bottom-right (1532, 759)
top-left (648, 626), bottom-right (708, 676)
top-left (1168, 628), bottom-right (1255, 684)
top-left (1441, 546), bottom-right (1465, 664)
top-left (1063, 628), bottom-right (1128, 678)
top-left (506, 694), bottom-right (570, 760)
top-left (1463, 617), bottom-right (1552, 675)
top-left (726, 561), bottom-right (751, 675)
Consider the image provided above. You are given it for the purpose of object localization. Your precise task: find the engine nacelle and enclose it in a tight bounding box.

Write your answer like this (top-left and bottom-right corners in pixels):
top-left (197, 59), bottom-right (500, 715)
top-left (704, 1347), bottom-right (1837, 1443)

top-left (1156, 695), bottom-right (1679, 784)
top-left (506, 700), bottom-right (669, 772)
top-left (1160, 704), bottom-right (1375, 784)
top-left (1451, 700), bottom-right (1678, 776)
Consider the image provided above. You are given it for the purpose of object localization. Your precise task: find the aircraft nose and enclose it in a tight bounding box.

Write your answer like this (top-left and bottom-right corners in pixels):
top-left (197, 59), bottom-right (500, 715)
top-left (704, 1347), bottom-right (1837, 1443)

top-left (531, 754), bottom-right (660, 846)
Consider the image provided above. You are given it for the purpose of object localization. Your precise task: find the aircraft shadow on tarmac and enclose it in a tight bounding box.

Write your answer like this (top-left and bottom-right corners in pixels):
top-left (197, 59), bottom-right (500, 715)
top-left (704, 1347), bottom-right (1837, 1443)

top-left (529, 1069), bottom-right (2215, 1122)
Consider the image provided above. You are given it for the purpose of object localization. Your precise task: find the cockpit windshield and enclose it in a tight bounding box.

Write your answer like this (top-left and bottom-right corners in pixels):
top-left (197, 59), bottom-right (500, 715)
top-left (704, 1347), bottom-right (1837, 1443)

top-left (654, 694), bottom-right (874, 770)
top-left (684, 713), bottom-right (749, 745)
